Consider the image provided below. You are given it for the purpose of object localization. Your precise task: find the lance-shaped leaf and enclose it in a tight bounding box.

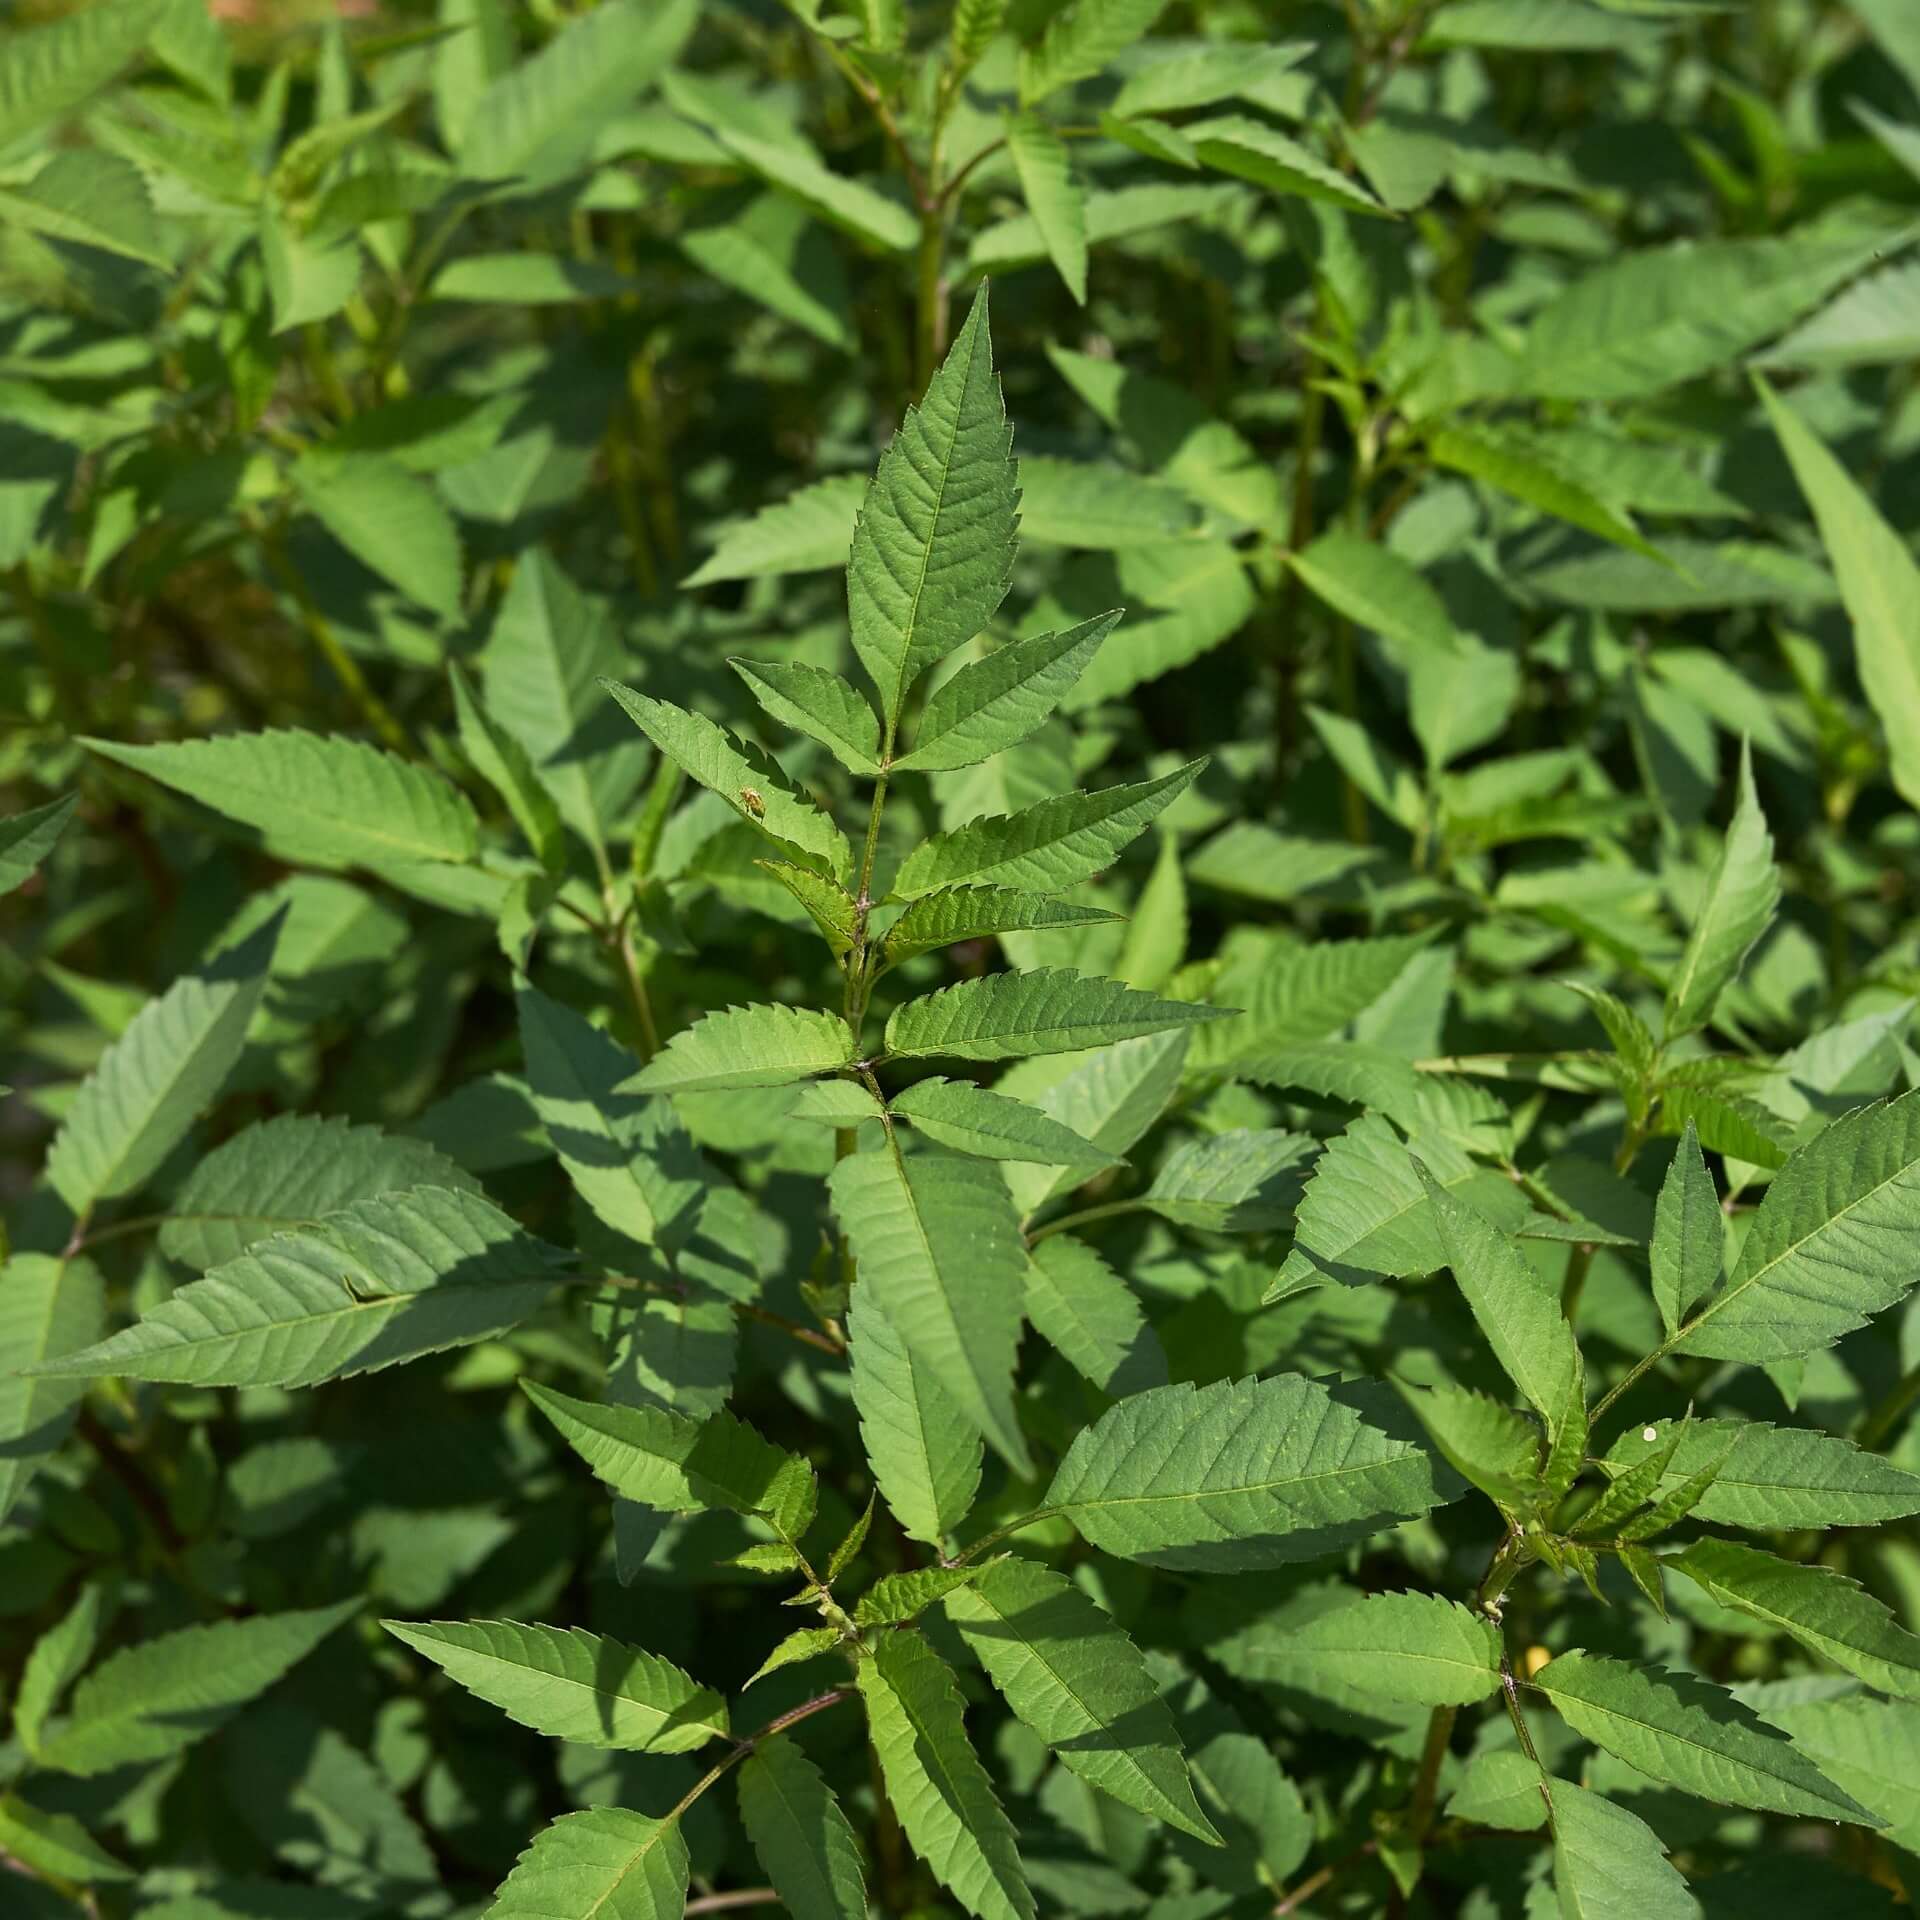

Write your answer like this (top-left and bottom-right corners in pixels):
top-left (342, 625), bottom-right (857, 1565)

top-left (1025, 1235), bottom-right (1166, 1396)
top-left (1143, 1128), bottom-right (1313, 1232)
top-left (1761, 374), bottom-right (1920, 811)
top-left (944, 1553), bottom-right (1219, 1842)
top-left (881, 885), bottom-right (1121, 966)
top-left (602, 682), bottom-right (852, 877)
top-left (1428, 425), bottom-right (1663, 561)
top-left (0, 0), bottom-right (165, 152)
top-left (1006, 113), bottom-right (1087, 300)
top-left (1672, 1087), bottom-right (1920, 1362)
top-left (525, 1381), bottom-right (817, 1541)
top-left (46, 914), bottom-right (280, 1215)
top-left (1759, 1694), bottom-right (1920, 1859)
top-left (628, 1003), bottom-right (856, 1094)
top-left (891, 760), bottom-right (1204, 898)
top-left (760, 862), bottom-right (860, 957)
top-left (1649, 1123), bottom-right (1720, 1337)
top-left (1187, 114), bottom-right (1388, 217)
top-left (158, 1114), bottom-right (478, 1273)
top-left (1663, 741), bottom-right (1778, 1039)
top-left (685, 473), bottom-right (866, 586)
top-left (847, 288), bottom-right (1018, 726)
top-left (1548, 1780), bottom-right (1696, 1920)
top-left (1396, 1382), bottom-right (1544, 1514)
top-left (1668, 1537), bottom-right (1920, 1700)
top-left (0, 1797), bottom-right (131, 1885)
top-left (1046, 1372), bottom-right (1449, 1572)
top-left (732, 658), bottom-right (882, 775)
top-left (84, 733), bottom-right (479, 870)
top-left (829, 1148), bottom-right (1031, 1475)
top-left (382, 1620), bottom-right (727, 1754)
top-left (1282, 1591), bottom-right (1503, 1706)
top-left (450, 661), bottom-right (564, 870)
top-left (857, 1629), bottom-right (1035, 1920)
top-left (1601, 1417), bottom-right (1920, 1530)
top-left (1446, 1751), bottom-right (1550, 1832)
top-left (34, 1602), bottom-right (359, 1777)
top-left (896, 613), bottom-right (1117, 772)
top-left (1287, 532), bottom-right (1455, 659)
top-left (847, 1285), bottom-right (982, 1546)
top-left (484, 1809), bottom-right (687, 1920)
top-left (32, 1187), bottom-right (561, 1390)
top-left (890, 1077), bottom-right (1116, 1168)
top-left (0, 1254), bottom-right (104, 1526)
top-left (1531, 1650), bottom-right (1873, 1822)
top-left (738, 1736), bottom-right (868, 1920)
top-left (0, 792), bottom-right (76, 895)
top-left (885, 967), bottom-right (1230, 1065)
top-left (791, 1079), bottom-right (885, 1128)
top-left (855, 1565), bottom-right (988, 1627)
top-left (15, 1585), bottom-right (107, 1758)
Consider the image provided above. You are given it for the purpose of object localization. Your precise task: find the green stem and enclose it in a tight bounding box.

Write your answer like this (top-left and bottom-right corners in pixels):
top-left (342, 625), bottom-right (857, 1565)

top-left (1858, 1363), bottom-right (1920, 1451)
top-left (946, 1511), bottom-right (1056, 1568)
top-left (914, 208), bottom-right (950, 397)
top-left (658, 1688), bottom-right (855, 1835)
top-left (1026, 1199), bottom-right (1146, 1247)
top-left (843, 763), bottom-right (893, 1039)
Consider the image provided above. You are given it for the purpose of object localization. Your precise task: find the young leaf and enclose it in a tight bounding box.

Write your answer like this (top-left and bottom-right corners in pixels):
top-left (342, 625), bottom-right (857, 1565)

top-left (1428, 425), bottom-right (1664, 560)
top-left (1396, 1381), bottom-right (1544, 1514)
top-left (884, 966), bottom-right (1231, 1064)
top-left (890, 760), bottom-right (1203, 898)
top-left (628, 1004), bottom-right (856, 1094)
top-left (0, 1798), bottom-right (131, 1885)
top-left (731, 658), bottom-right (883, 775)
top-left (895, 613), bottom-right (1117, 772)
top-left (944, 1553), bottom-right (1220, 1841)
top-left (857, 1629), bottom-right (1035, 1920)
top-left (760, 862), bottom-right (861, 957)
top-left (1648, 1122), bottom-right (1721, 1337)
top-left (738, 1736), bottom-right (868, 1920)
top-left (0, 0), bottom-right (165, 152)
top-left (1006, 114), bottom-right (1088, 302)
top-left (1187, 115), bottom-right (1389, 218)
top-left (449, 662), bottom-right (564, 870)
top-left (0, 792), bottom-right (77, 895)
top-left (483, 1809), bottom-right (687, 1920)
top-left (1019, 0), bottom-right (1168, 103)
top-left (1286, 531), bottom-right (1455, 659)
top-left (32, 1187), bottom-right (560, 1390)
top-left (1142, 1128), bottom-right (1312, 1232)
top-left (1045, 1373), bottom-right (1449, 1571)
top-left (854, 1565), bottom-right (988, 1627)
top-left (1531, 1650), bottom-right (1874, 1822)
top-left (890, 1078), bottom-right (1116, 1168)
top-left (829, 1148), bottom-right (1032, 1475)
top-left (0, 1254), bottom-right (105, 1526)
top-left (683, 474), bottom-right (867, 586)
top-left (1282, 1592), bottom-right (1503, 1706)
top-left (1025, 1235), bottom-right (1167, 1396)
top-left (46, 914), bottom-right (280, 1216)
top-left (848, 288), bottom-right (1018, 728)
top-left (791, 1078), bottom-right (885, 1128)
top-left (382, 1620), bottom-right (727, 1754)
top-left (1549, 1779), bottom-right (1696, 1920)
top-left (880, 885), bottom-right (1122, 966)
top-left (1663, 741), bottom-right (1778, 1039)
top-left (15, 1584), bottom-right (109, 1757)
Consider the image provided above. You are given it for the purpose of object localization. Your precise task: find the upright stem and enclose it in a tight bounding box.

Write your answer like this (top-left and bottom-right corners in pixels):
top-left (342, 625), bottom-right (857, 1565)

top-left (914, 210), bottom-right (950, 397)
top-left (843, 761), bottom-right (893, 1038)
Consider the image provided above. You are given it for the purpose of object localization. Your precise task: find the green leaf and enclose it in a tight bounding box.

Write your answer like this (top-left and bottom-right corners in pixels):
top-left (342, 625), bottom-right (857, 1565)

top-left (1018, 458), bottom-right (1200, 548)
top-left (790, 1078), bottom-right (885, 1128)
top-left (84, 732), bottom-right (480, 871)
top-left (891, 1078), bottom-right (1116, 1168)
top-left (383, 1620), bottom-right (726, 1754)
top-left (33, 1186), bottom-right (559, 1389)
top-left (35, 1602), bottom-right (359, 1777)
top-left (157, 1113), bottom-right (479, 1272)
top-left (524, 1381), bottom-right (817, 1541)
top-left (1024, 1234), bottom-right (1166, 1396)
top-left (1668, 1537), bottom-right (1920, 1701)
top-left (731, 659), bottom-right (883, 775)
top-left (854, 1565), bottom-right (988, 1626)
top-left (1288, 531), bottom-right (1456, 658)
top-left (15, 1585), bottom-right (107, 1757)
top-left (880, 886), bottom-right (1122, 966)
top-left (628, 1003), bottom-right (856, 1093)
top-left (1046, 1372), bottom-right (1450, 1571)
top-left (603, 682), bottom-right (852, 878)
top-left (1282, 1591), bottom-right (1503, 1706)
top-left (0, 148), bottom-right (169, 265)
top-left (0, 0), bottom-right (163, 151)
top-left (0, 1798), bottom-right (132, 1885)
top-left (450, 662), bottom-right (564, 870)
top-left (0, 1254), bottom-right (104, 1526)
top-left (1142, 1128), bottom-right (1312, 1232)
top-left (1006, 114), bottom-right (1087, 302)
top-left (0, 792), bottom-right (76, 895)
top-left (679, 189), bottom-right (857, 351)
top-left (1019, 0), bottom-right (1167, 102)
top-left (896, 614), bottom-right (1117, 773)
top-left (847, 1284), bottom-right (982, 1546)
top-left (848, 288), bottom-right (1018, 727)
top-left (1445, 1750), bottom-right (1550, 1832)
top-left (747, 1628), bottom-right (844, 1690)
top-left (46, 914), bottom-right (280, 1216)
top-left (482, 1808), bottom-right (688, 1920)
top-left (1672, 1088), bottom-right (1920, 1362)
top-left (684, 474), bottom-right (867, 586)
top-left (1664, 742), bottom-right (1778, 1038)
top-left (702, 119), bottom-right (919, 253)
top-left (857, 1630), bottom-right (1034, 1920)
top-left (1760, 373), bottom-right (1920, 811)
top-left (1759, 1694), bottom-right (1920, 1859)
top-left (760, 862), bottom-right (861, 957)
top-left (829, 1147), bottom-right (1032, 1474)
top-left (886, 967), bottom-right (1230, 1065)
top-left (1197, 930), bottom-right (1433, 1068)
top-left (737, 1736), bottom-right (868, 1920)
top-left (1428, 424), bottom-right (1665, 561)
top-left (1397, 1382), bottom-right (1544, 1514)
top-left (945, 1553), bottom-right (1219, 1841)
top-left (1186, 115), bottom-right (1389, 217)
top-left (1533, 1650), bottom-right (1872, 1822)
top-left (1549, 1779), bottom-right (1697, 1920)
top-left (290, 454), bottom-right (464, 621)
top-left (1648, 1123), bottom-right (1721, 1337)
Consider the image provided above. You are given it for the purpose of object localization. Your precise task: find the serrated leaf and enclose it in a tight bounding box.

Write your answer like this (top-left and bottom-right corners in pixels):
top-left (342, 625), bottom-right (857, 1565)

top-left (791, 1078), bottom-right (885, 1127)
top-left (15, 1585), bottom-right (108, 1757)
top-left (684, 473), bottom-right (867, 586)
top-left (738, 1736), bottom-right (868, 1920)
top-left (604, 682), bottom-right (851, 877)
top-left (46, 914), bottom-right (279, 1216)
top-left (896, 614), bottom-right (1117, 773)
top-left (847, 1284), bottom-right (982, 1546)
top-left (628, 1003), bottom-right (856, 1093)
top-left (1046, 1372), bottom-right (1449, 1571)
top-left (1186, 115), bottom-right (1388, 217)
top-left (525, 1380), bottom-right (816, 1541)
top-left (0, 0), bottom-right (163, 152)
top-left (383, 1620), bottom-right (726, 1753)
top-left (35, 1602), bottom-right (358, 1777)
top-left (1446, 1749), bottom-right (1550, 1831)
top-left (1197, 931), bottom-right (1432, 1069)
top-left (451, 662), bottom-right (564, 870)
top-left (829, 1148), bottom-right (1031, 1474)
top-left (1025, 1234), bottom-right (1166, 1396)
top-left (1672, 1087), bottom-right (1920, 1362)
top-left (0, 792), bottom-right (76, 894)
top-left (1396, 1381), bottom-right (1544, 1513)
top-left (761, 861), bottom-right (862, 957)
top-left (886, 967), bottom-right (1230, 1065)
top-left (890, 1077), bottom-right (1115, 1168)
top-left (0, 1254), bottom-right (104, 1527)
top-left (747, 1628), bottom-right (844, 1689)
top-left (1006, 114), bottom-right (1087, 301)
top-left (1549, 1779), bottom-right (1697, 1920)
top-left (854, 1564), bottom-right (986, 1626)
top-left (0, 1798), bottom-right (132, 1885)
top-left (1429, 424), bottom-right (1665, 561)
top-left (34, 1187), bottom-right (559, 1389)
top-left (1143, 1127), bottom-right (1312, 1231)
top-left (1018, 0), bottom-right (1167, 103)
top-left (290, 454), bottom-right (463, 621)
top-left (848, 288), bottom-right (1017, 726)
top-left (482, 1807), bottom-right (688, 1920)
top-left (857, 1630), bottom-right (1034, 1920)
top-left (945, 1553), bottom-right (1218, 1841)
top-left (891, 759), bottom-right (1201, 898)
top-left (84, 732), bottom-right (480, 871)
top-left (1649, 1123), bottom-right (1721, 1336)
top-left (881, 886), bottom-right (1121, 966)
top-left (1287, 532), bottom-right (1455, 659)
top-left (1664, 742), bottom-right (1778, 1039)
top-left (732, 658), bottom-right (883, 775)
top-left (1019, 458), bottom-right (1200, 548)
top-left (1533, 1650), bottom-right (1871, 1822)
top-left (704, 119), bottom-right (919, 253)
top-left (1284, 1591), bottom-right (1503, 1706)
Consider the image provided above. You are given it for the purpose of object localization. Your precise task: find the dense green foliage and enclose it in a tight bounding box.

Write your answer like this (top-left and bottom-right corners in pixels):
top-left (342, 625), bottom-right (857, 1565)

top-left (10, 1), bottom-right (1920, 1916)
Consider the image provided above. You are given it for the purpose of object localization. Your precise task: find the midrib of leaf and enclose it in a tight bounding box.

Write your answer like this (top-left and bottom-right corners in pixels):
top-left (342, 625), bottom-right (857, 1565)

top-left (747, 1754), bottom-right (840, 1909)
top-left (83, 1004), bottom-right (244, 1213)
top-left (1665, 850), bottom-right (1743, 1024)
top-left (1069, 1424), bottom-right (1405, 1509)
top-left (1535, 1678), bottom-right (1818, 1797)
top-left (414, 1639), bottom-right (690, 1739)
top-left (583, 1822), bottom-right (678, 1920)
